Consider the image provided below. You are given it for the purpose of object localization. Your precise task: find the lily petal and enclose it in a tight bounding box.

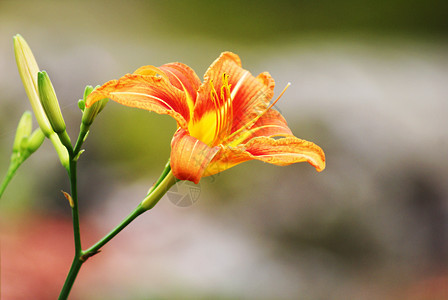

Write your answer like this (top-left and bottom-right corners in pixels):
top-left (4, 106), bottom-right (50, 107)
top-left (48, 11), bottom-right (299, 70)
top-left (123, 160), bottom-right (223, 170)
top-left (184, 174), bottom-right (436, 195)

top-left (133, 65), bottom-right (166, 76)
top-left (205, 135), bottom-right (325, 177)
top-left (135, 63), bottom-right (201, 109)
top-left (193, 52), bottom-right (244, 121)
top-left (244, 136), bottom-right (326, 171)
top-left (193, 52), bottom-right (277, 136)
top-left (230, 71), bottom-right (276, 133)
top-left (86, 73), bottom-right (190, 129)
top-left (170, 128), bottom-right (220, 184)
top-left (159, 63), bottom-right (201, 103)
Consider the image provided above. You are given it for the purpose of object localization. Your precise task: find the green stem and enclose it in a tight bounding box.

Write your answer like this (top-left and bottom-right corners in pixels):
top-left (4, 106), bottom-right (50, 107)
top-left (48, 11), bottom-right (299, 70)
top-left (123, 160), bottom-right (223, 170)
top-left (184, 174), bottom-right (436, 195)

top-left (141, 170), bottom-right (177, 210)
top-left (58, 160), bottom-right (176, 299)
top-left (0, 155), bottom-right (25, 199)
top-left (73, 123), bottom-right (89, 155)
top-left (58, 256), bottom-right (83, 300)
top-left (69, 159), bottom-right (82, 254)
top-left (58, 156), bottom-right (82, 300)
top-left (83, 169), bottom-right (176, 257)
top-left (81, 204), bottom-right (146, 260)
top-left (58, 121), bottom-right (93, 299)
top-left (146, 159), bottom-right (171, 195)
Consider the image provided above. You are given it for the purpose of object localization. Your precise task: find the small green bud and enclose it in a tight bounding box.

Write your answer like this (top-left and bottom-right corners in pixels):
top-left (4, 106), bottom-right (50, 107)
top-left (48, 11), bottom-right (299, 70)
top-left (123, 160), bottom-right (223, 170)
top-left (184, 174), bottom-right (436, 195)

top-left (38, 71), bottom-right (66, 134)
top-left (13, 111), bottom-right (32, 153)
top-left (78, 99), bottom-right (85, 111)
top-left (81, 85), bottom-right (107, 126)
top-left (83, 85), bottom-right (94, 100)
top-left (81, 102), bottom-right (100, 127)
top-left (38, 71), bottom-right (72, 150)
top-left (25, 128), bottom-right (45, 154)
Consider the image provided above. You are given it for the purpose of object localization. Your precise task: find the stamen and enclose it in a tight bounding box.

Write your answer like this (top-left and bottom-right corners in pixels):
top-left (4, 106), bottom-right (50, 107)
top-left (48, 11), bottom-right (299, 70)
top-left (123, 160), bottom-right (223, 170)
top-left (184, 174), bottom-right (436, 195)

top-left (267, 82), bottom-right (290, 112)
top-left (219, 73), bottom-right (233, 141)
top-left (209, 80), bottom-right (221, 144)
top-left (207, 73), bottom-right (234, 146)
top-left (222, 82), bottom-right (291, 144)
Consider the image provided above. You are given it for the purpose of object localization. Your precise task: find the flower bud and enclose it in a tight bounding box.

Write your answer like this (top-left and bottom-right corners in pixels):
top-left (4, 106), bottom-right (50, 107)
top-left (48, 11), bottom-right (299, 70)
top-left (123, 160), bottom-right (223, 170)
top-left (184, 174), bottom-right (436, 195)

top-left (38, 71), bottom-right (66, 134)
top-left (84, 85), bottom-right (95, 100)
top-left (38, 71), bottom-right (72, 150)
top-left (13, 34), bottom-right (53, 137)
top-left (81, 85), bottom-right (108, 127)
top-left (78, 99), bottom-right (85, 111)
top-left (13, 111), bottom-right (32, 153)
top-left (25, 128), bottom-right (45, 154)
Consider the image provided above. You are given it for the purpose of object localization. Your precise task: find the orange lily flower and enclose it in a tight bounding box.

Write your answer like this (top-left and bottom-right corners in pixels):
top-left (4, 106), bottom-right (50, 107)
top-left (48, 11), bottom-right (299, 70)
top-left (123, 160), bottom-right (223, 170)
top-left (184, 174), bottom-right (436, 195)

top-left (86, 52), bottom-right (325, 183)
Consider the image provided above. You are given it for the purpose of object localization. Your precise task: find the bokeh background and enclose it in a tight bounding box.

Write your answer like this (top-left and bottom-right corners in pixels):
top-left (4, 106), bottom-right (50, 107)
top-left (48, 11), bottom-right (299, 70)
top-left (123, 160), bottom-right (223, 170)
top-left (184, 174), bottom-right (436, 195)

top-left (1, 0), bottom-right (448, 299)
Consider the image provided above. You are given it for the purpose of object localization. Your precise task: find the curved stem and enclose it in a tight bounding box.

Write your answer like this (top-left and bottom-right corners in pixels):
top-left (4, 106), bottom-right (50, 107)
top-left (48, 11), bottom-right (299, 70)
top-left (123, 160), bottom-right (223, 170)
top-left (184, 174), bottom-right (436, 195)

top-left (146, 159), bottom-right (171, 195)
top-left (73, 123), bottom-right (89, 155)
top-left (58, 160), bottom-right (175, 299)
top-left (81, 204), bottom-right (146, 260)
top-left (58, 125), bottom-right (101, 299)
top-left (83, 169), bottom-right (176, 257)
top-left (0, 157), bottom-right (23, 199)
top-left (141, 170), bottom-right (177, 210)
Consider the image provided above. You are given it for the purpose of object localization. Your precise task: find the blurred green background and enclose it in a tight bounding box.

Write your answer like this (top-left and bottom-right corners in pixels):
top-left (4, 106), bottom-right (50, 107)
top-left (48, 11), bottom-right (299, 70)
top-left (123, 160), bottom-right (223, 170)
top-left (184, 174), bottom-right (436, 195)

top-left (1, 0), bottom-right (448, 299)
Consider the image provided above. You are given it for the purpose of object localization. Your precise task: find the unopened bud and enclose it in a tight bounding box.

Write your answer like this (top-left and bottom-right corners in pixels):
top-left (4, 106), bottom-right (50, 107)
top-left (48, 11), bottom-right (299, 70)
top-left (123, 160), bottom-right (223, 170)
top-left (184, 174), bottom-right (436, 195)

top-left (81, 85), bottom-right (107, 126)
top-left (38, 71), bottom-right (72, 150)
top-left (84, 85), bottom-right (95, 100)
top-left (38, 71), bottom-right (66, 133)
top-left (13, 111), bottom-right (32, 152)
top-left (25, 128), bottom-right (45, 154)
top-left (13, 34), bottom-right (53, 137)
top-left (78, 99), bottom-right (85, 111)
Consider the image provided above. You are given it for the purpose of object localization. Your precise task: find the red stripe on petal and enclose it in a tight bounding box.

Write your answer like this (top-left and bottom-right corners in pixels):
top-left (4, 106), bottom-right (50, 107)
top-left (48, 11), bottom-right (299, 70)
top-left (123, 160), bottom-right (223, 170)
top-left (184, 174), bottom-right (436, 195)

top-left (159, 63), bottom-right (201, 103)
top-left (193, 52), bottom-right (243, 121)
top-left (86, 74), bottom-right (190, 128)
top-left (206, 135), bottom-right (325, 176)
top-left (193, 52), bottom-right (277, 139)
top-left (247, 109), bottom-right (292, 138)
top-left (230, 72), bottom-right (276, 133)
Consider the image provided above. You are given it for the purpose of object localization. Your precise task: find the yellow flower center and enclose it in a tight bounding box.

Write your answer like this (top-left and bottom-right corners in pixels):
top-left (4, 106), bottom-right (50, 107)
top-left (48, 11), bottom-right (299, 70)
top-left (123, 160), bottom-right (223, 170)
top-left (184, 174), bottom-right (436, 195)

top-left (188, 73), bottom-right (233, 146)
